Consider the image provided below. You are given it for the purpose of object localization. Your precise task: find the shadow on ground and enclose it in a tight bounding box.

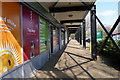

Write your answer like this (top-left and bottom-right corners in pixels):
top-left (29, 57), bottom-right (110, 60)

top-left (32, 45), bottom-right (72, 79)
top-left (32, 40), bottom-right (119, 79)
top-left (65, 51), bottom-right (91, 60)
top-left (32, 47), bottom-right (95, 79)
top-left (67, 46), bottom-right (80, 49)
top-left (98, 54), bottom-right (120, 71)
top-left (64, 51), bottom-right (95, 80)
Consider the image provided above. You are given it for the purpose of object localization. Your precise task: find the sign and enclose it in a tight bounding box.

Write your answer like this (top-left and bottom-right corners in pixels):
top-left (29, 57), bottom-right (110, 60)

top-left (0, 2), bottom-right (22, 74)
top-left (97, 31), bottom-right (103, 39)
top-left (22, 6), bottom-right (39, 61)
top-left (39, 17), bottom-right (48, 53)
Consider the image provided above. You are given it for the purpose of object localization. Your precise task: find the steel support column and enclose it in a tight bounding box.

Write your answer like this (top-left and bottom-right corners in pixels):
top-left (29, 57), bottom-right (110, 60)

top-left (76, 29), bottom-right (78, 42)
top-left (76, 29), bottom-right (79, 42)
top-left (65, 29), bottom-right (68, 44)
top-left (90, 5), bottom-right (97, 60)
top-left (59, 27), bottom-right (62, 50)
top-left (79, 25), bottom-right (82, 45)
top-left (83, 20), bottom-right (86, 48)
top-left (64, 29), bottom-right (65, 45)
top-left (78, 29), bottom-right (80, 42)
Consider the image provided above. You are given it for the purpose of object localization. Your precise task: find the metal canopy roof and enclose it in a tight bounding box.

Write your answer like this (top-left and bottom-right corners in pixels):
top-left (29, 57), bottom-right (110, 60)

top-left (39, 1), bottom-right (95, 33)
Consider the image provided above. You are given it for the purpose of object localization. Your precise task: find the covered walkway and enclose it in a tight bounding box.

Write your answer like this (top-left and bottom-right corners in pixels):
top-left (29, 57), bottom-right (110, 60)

top-left (1, 1), bottom-right (120, 79)
top-left (32, 40), bottom-right (119, 79)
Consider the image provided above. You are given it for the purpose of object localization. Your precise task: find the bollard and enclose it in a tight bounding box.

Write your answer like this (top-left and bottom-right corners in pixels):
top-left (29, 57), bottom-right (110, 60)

top-left (90, 39), bottom-right (92, 52)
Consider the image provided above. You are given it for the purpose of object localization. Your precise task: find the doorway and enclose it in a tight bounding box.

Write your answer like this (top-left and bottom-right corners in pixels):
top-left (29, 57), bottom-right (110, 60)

top-left (50, 25), bottom-right (53, 55)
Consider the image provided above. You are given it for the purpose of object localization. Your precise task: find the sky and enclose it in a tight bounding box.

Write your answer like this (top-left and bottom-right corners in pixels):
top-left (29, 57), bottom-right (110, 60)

top-left (86, 1), bottom-right (119, 27)
top-left (95, 1), bottom-right (119, 27)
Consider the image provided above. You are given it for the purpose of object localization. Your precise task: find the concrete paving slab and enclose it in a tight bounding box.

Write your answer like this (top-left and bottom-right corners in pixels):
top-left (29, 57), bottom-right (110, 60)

top-left (32, 40), bottom-right (120, 79)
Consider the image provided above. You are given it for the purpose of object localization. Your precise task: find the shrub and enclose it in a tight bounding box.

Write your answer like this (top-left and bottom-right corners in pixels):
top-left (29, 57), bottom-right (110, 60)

top-left (97, 39), bottom-right (120, 59)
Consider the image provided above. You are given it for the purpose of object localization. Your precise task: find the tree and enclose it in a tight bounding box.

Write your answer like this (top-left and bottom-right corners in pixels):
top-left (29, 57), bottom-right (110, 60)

top-left (86, 17), bottom-right (116, 39)
top-left (86, 17), bottom-right (91, 37)
top-left (97, 25), bottom-right (111, 39)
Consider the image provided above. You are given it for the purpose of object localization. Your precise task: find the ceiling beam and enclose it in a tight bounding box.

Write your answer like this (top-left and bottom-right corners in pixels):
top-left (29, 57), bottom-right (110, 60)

top-left (69, 28), bottom-right (78, 30)
top-left (51, 1), bottom-right (58, 8)
top-left (60, 19), bottom-right (84, 24)
top-left (69, 30), bottom-right (77, 33)
top-left (66, 25), bottom-right (80, 27)
top-left (70, 32), bottom-right (75, 34)
top-left (68, 28), bottom-right (78, 30)
top-left (49, 5), bottom-right (93, 13)
top-left (69, 29), bottom-right (77, 31)
top-left (69, 29), bottom-right (78, 33)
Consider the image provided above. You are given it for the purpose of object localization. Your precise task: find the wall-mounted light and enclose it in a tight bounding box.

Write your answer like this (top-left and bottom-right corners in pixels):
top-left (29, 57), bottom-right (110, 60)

top-left (70, 22), bottom-right (73, 24)
top-left (53, 13), bottom-right (55, 17)
top-left (68, 15), bottom-right (73, 18)
top-left (69, 2), bottom-right (71, 5)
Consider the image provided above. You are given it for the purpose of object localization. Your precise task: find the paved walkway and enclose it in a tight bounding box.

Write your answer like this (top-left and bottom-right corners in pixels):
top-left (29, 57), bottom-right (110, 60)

top-left (32, 40), bottom-right (119, 79)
